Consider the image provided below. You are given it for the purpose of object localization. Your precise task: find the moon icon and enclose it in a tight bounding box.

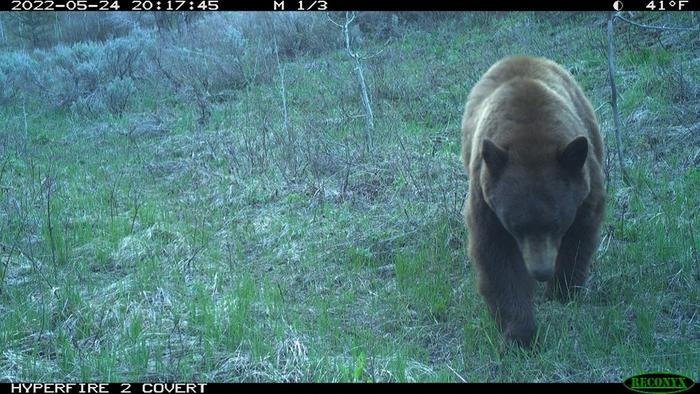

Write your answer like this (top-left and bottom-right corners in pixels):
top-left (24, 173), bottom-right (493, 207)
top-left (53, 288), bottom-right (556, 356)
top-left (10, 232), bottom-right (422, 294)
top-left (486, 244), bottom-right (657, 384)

top-left (613, 0), bottom-right (624, 10)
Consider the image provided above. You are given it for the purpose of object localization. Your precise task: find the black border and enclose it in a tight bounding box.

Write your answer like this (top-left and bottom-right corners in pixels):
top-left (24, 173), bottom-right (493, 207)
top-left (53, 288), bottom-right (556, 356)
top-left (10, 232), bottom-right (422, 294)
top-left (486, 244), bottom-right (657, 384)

top-left (0, 0), bottom-right (698, 390)
top-left (1, 0), bottom-right (699, 11)
top-left (3, 382), bottom-right (687, 393)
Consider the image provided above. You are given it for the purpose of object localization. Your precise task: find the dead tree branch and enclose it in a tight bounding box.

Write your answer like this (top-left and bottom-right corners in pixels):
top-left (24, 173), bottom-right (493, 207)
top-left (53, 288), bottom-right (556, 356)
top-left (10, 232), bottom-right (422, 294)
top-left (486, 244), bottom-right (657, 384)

top-left (607, 12), bottom-right (630, 184)
top-left (615, 13), bottom-right (699, 31)
top-left (330, 12), bottom-right (375, 151)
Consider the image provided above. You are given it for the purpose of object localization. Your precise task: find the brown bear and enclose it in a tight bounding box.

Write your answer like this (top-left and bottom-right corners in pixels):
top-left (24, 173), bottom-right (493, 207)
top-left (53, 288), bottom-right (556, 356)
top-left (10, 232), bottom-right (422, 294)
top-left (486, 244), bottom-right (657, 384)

top-left (461, 56), bottom-right (606, 347)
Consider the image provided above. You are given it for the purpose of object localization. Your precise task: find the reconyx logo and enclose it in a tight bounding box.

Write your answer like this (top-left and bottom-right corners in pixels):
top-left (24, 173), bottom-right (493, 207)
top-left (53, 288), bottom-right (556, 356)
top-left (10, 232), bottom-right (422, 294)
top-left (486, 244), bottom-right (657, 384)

top-left (624, 372), bottom-right (695, 394)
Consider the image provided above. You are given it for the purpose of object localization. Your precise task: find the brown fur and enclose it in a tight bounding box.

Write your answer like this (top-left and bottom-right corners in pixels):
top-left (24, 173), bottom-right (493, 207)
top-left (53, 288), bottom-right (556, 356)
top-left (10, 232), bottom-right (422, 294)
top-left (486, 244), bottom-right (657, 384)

top-left (461, 56), bottom-right (606, 347)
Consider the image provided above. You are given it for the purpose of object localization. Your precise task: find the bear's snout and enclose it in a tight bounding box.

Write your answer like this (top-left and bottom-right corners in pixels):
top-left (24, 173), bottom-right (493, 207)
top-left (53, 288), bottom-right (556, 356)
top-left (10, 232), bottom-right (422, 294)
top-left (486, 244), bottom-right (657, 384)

top-left (518, 236), bottom-right (559, 282)
top-left (530, 266), bottom-right (554, 282)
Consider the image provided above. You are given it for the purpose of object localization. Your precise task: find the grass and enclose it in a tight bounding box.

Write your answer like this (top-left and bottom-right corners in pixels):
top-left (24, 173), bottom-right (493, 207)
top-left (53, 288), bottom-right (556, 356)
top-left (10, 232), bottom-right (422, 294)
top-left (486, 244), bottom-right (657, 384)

top-left (1, 12), bottom-right (699, 382)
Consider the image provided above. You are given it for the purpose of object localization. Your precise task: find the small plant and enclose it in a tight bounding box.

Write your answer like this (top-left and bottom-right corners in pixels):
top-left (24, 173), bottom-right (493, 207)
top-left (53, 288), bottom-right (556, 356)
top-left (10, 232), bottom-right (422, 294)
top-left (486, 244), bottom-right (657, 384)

top-left (106, 77), bottom-right (137, 117)
top-left (70, 93), bottom-right (107, 119)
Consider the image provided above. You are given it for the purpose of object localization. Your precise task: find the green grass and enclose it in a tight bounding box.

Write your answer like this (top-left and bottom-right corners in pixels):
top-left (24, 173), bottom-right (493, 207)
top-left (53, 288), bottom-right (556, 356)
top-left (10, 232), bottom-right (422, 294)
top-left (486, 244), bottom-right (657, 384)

top-left (1, 12), bottom-right (699, 382)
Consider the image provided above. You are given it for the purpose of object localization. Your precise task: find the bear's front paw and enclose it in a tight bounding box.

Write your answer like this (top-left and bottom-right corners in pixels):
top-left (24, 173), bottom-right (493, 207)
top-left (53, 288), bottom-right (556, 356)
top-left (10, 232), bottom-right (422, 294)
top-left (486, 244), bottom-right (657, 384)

top-left (504, 323), bottom-right (535, 348)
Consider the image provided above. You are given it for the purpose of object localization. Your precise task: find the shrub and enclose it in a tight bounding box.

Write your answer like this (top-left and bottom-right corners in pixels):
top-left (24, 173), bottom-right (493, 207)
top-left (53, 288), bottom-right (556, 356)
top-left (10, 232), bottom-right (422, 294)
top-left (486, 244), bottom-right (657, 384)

top-left (101, 36), bottom-right (146, 80)
top-left (146, 13), bottom-right (271, 125)
top-left (238, 13), bottom-right (342, 60)
top-left (0, 51), bottom-right (42, 105)
top-left (21, 30), bottom-right (150, 113)
top-left (105, 77), bottom-right (137, 117)
top-left (36, 43), bottom-right (102, 108)
top-left (70, 93), bottom-right (107, 119)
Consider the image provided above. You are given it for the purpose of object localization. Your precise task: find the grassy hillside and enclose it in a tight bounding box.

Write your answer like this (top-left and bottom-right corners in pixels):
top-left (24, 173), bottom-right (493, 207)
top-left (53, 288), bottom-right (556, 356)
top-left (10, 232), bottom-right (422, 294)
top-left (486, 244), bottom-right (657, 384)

top-left (1, 12), bottom-right (699, 382)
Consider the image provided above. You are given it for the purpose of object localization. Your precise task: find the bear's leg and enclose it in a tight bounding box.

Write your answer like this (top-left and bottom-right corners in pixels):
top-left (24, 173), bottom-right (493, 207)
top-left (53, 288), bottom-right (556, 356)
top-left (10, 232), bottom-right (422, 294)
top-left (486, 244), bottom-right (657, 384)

top-left (477, 261), bottom-right (536, 347)
top-left (546, 201), bottom-right (603, 301)
top-left (468, 192), bottom-right (536, 347)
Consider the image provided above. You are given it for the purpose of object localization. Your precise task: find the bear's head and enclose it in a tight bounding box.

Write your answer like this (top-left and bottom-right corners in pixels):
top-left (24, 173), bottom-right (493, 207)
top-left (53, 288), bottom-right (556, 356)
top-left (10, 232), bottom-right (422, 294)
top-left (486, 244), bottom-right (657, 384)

top-left (479, 136), bottom-right (591, 282)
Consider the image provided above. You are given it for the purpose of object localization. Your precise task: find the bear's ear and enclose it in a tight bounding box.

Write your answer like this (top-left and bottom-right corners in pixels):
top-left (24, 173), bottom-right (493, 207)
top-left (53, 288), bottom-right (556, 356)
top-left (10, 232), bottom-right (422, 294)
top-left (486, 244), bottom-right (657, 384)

top-left (482, 139), bottom-right (508, 173)
top-left (559, 136), bottom-right (588, 172)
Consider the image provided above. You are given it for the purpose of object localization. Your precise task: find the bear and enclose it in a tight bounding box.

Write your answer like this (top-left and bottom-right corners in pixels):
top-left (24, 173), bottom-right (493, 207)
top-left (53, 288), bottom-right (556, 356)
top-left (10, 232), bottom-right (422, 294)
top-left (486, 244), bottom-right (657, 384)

top-left (460, 56), bottom-right (606, 348)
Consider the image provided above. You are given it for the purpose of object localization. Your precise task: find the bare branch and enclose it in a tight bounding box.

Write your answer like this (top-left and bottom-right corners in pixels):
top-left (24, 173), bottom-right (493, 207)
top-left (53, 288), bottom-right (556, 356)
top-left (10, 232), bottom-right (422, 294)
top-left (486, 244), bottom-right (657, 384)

top-left (0, 241), bottom-right (54, 289)
top-left (342, 12), bottom-right (358, 59)
top-left (346, 11), bottom-right (357, 25)
top-left (615, 13), bottom-right (699, 31)
top-left (606, 12), bottom-right (630, 184)
top-left (326, 15), bottom-right (343, 28)
top-left (330, 11), bottom-right (375, 149)
top-left (365, 38), bottom-right (393, 60)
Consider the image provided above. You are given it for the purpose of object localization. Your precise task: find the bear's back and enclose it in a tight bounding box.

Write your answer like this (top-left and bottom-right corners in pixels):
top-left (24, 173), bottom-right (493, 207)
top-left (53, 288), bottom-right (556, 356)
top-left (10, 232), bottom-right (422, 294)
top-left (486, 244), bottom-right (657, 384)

top-left (461, 56), bottom-right (602, 174)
